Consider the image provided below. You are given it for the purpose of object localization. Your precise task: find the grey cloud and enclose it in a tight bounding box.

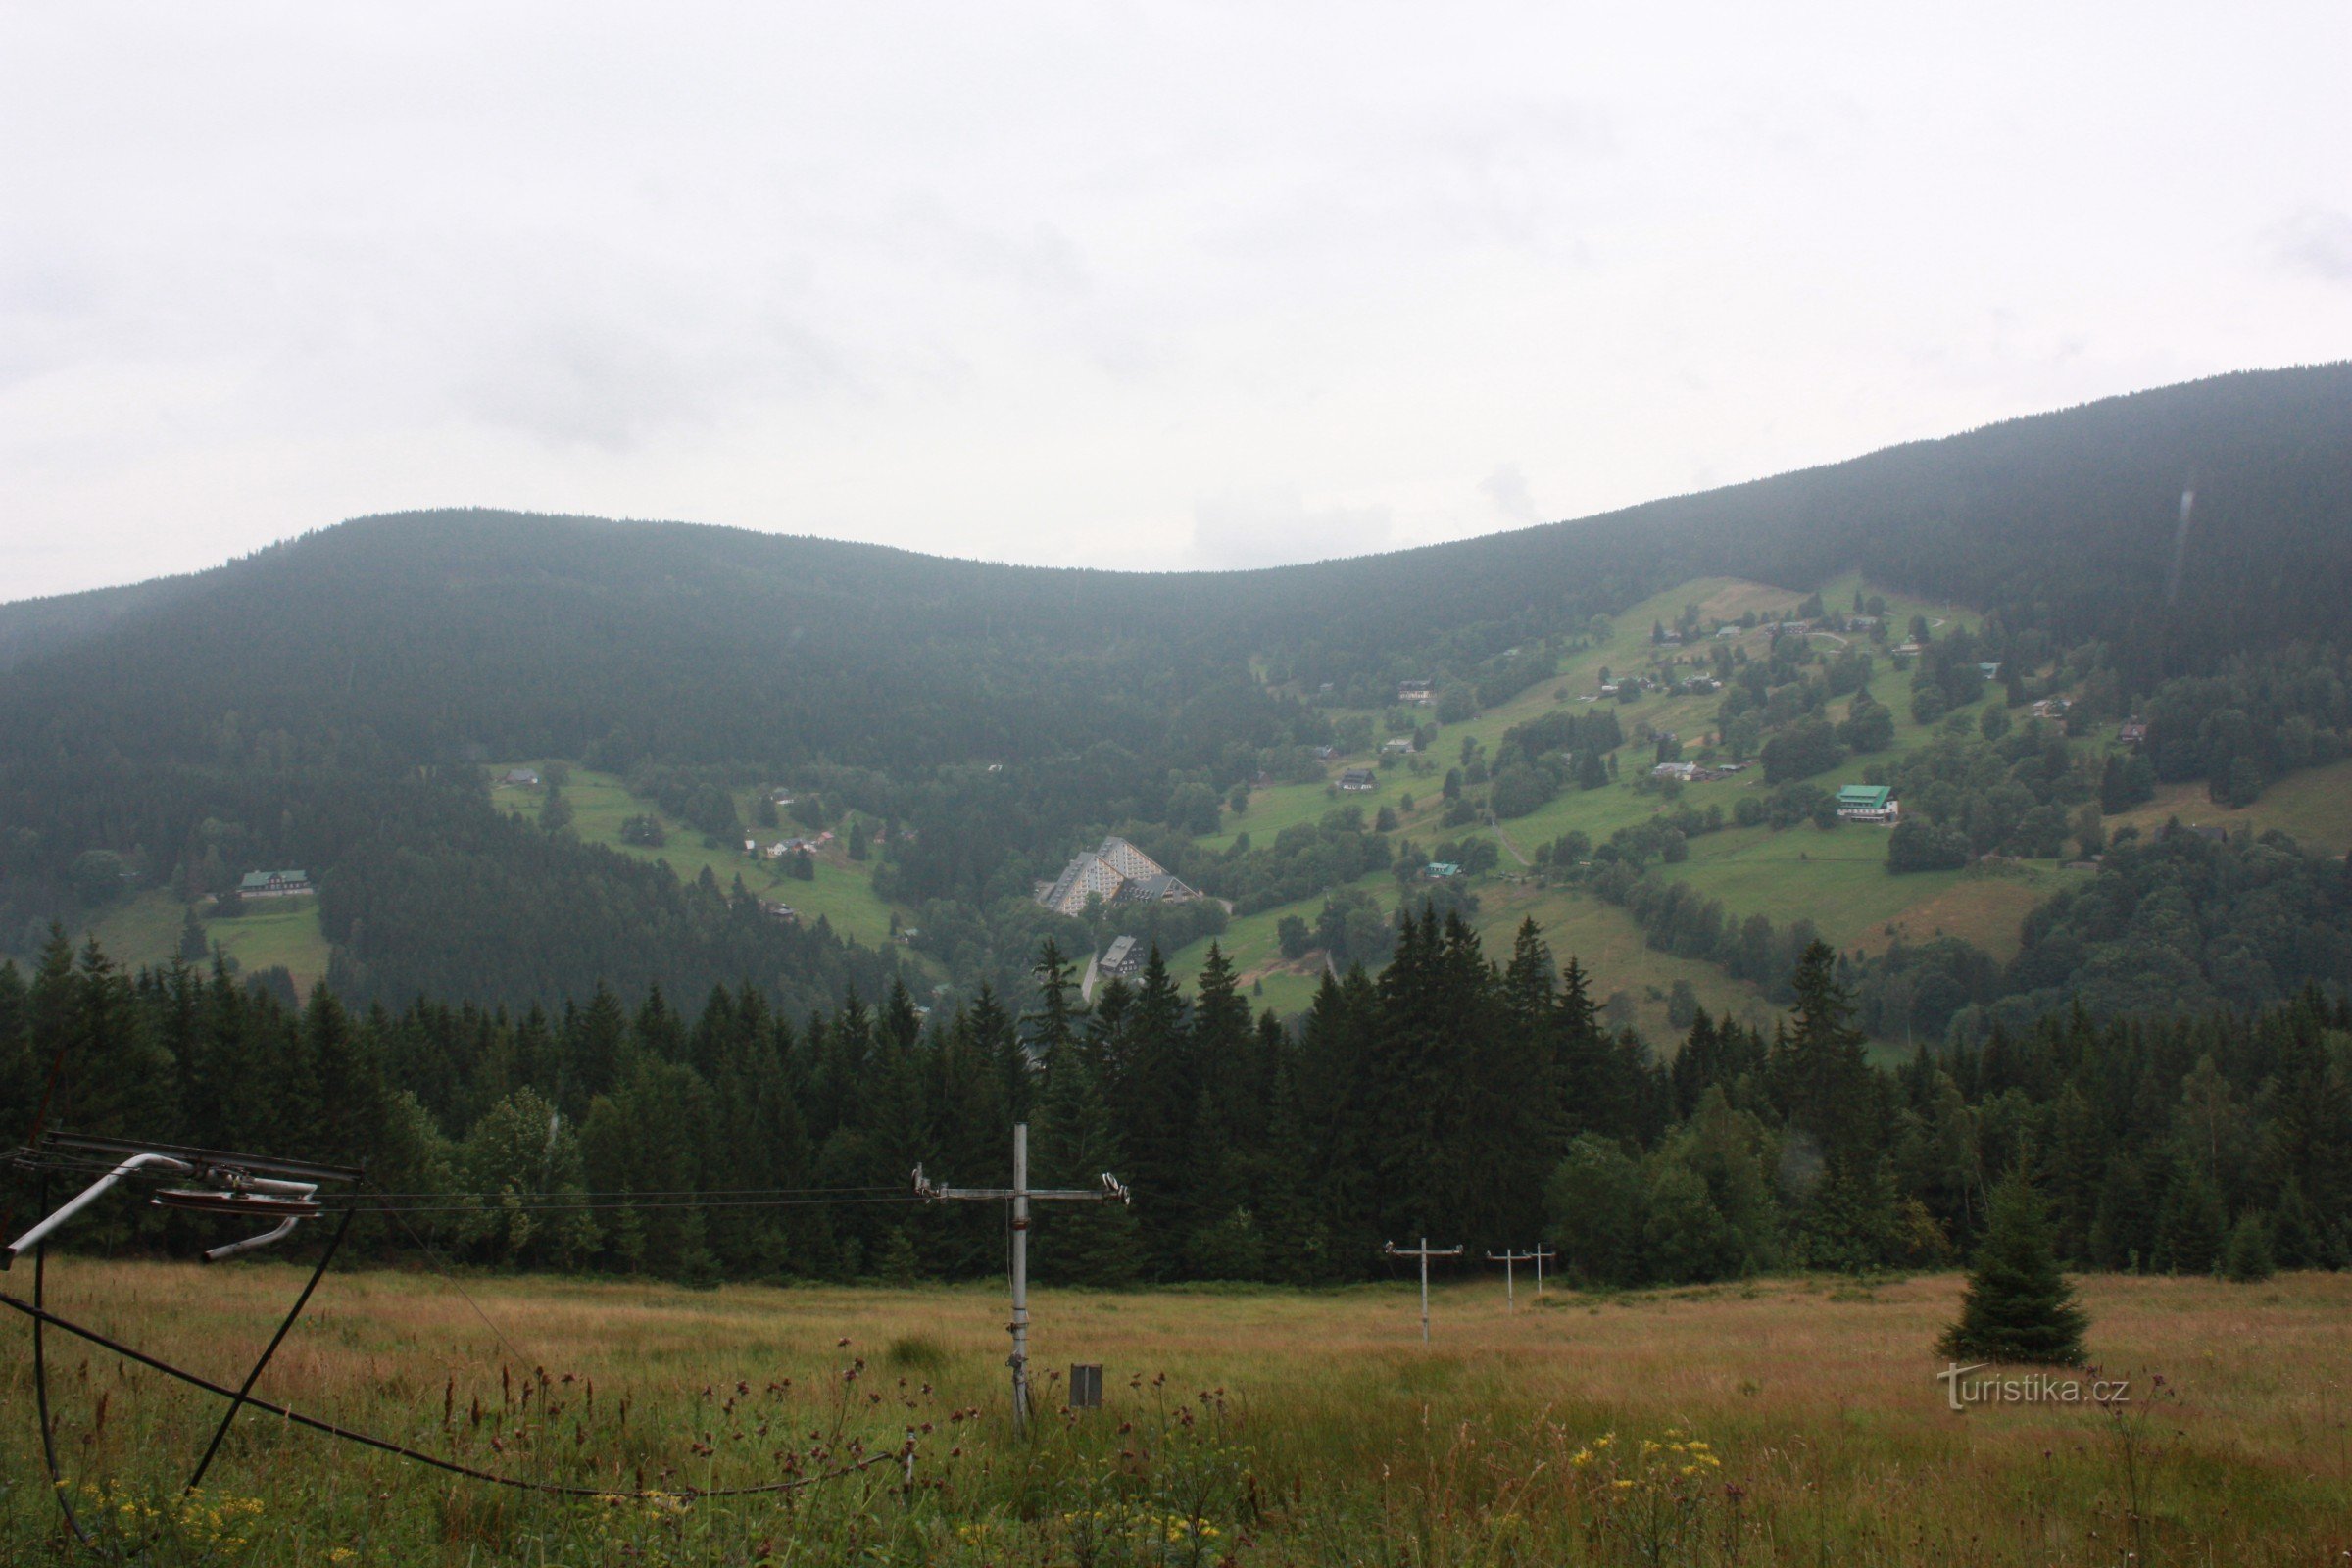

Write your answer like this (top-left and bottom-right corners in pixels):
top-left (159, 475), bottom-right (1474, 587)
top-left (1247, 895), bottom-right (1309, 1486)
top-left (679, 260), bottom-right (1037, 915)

top-left (2270, 208), bottom-right (2352, 283)
top-left (453, 311), bottom-right (841, 451)
top-left (1480, 463), bottom-right (1541, 523)
top-left (1190, 488), bottom-right (1395, 570)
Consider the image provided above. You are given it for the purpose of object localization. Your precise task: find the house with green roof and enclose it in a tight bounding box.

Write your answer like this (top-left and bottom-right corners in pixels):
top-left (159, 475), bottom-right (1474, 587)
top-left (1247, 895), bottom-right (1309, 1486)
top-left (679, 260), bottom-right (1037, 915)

top-left (1835, 784), bottom-right (1898, 824)
top-left (237, 868), bottom-right (313, 897)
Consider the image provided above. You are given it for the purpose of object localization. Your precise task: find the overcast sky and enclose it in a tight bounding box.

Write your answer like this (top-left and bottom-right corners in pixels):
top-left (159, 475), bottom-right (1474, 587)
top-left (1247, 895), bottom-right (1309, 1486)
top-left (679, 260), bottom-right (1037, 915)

top-left (5, 3), bottom-right (2349, 600)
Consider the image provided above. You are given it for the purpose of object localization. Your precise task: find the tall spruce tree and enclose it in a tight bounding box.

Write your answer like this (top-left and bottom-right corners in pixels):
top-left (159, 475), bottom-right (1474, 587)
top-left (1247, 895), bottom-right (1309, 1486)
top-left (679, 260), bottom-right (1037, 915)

top-left (177, 905), bottom-right (209, 963)
top-left (1033, 1039), bottom-right (1145, 1286)
top-left (1777, 942), bottom-right (1897, 1267)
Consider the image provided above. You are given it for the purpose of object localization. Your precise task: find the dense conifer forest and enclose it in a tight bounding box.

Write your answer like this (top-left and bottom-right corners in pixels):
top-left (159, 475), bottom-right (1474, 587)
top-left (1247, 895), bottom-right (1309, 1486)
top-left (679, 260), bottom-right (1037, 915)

top-left (5, 922), bottom-right (2345, 1285)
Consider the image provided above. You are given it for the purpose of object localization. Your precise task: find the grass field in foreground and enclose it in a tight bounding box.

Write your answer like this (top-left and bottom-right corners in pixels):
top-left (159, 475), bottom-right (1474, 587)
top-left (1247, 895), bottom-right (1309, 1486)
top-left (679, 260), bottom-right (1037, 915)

top-left (3, 1261), bottom-right (2344, 1565)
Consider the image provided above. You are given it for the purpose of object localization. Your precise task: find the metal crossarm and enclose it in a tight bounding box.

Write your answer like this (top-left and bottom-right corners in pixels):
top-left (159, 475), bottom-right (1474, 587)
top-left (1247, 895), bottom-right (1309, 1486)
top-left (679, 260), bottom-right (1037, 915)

top-left (28, 1132), bottom-right (362, 1188)
top-left (1384, 1237), bottom-right (1464, 1342)
top-left (1485, 1247), bottom-right (1555, 1310)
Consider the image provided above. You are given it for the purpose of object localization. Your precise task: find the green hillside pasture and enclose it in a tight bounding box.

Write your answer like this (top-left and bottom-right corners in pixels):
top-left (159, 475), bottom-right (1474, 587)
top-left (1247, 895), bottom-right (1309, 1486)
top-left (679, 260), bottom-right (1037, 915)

top-left (1413, 571), bottom-right (1990, 832)
top-left (1240, 574), bottom-right (2037, 1014)
top-left (1433, 576), bottom-right (1798, 760)
top-left (1812, 568), bottom-right (1983, 639)
top-left (2106, 758), bottom-right (2352, 854)
top-left (1203, 772), bottom-right (1381, 854)
top-left (497, 766), bottom-right (904, 947)
top-left (1216, 574), bottom-right (1990, 874)
top-left (779, 860), bottom-right (906, 946)
top-left (1158, 870), bottom-right (1396, 1019)
top-left (1662, 822), bottom-right (2089, 954)
top-left (1843, 865), bottom-right (2074, 964)
top-left (1202, 745), bottom-right (1448, 855)
top-left (1484, 771), bottom-right (1731, 865)
top-left (1470, 878), bottom-right (1776, 1043)
top-left (80, 890), bottom-right (331, 997)
top-left (1156, 858), bottom-right (1772, 1038)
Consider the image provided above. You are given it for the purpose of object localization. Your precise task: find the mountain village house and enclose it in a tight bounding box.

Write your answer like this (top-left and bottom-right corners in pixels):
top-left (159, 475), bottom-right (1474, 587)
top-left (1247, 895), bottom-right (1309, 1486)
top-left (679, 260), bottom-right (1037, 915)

top-left (238, 869), bottom-right (313, 897)
top-left (1099, 934), bottom-right (1143, 978)
top-left (1337, 767), bottom-right (1378, 792)
top-left (1835, 785), bottom-right (1900, 824)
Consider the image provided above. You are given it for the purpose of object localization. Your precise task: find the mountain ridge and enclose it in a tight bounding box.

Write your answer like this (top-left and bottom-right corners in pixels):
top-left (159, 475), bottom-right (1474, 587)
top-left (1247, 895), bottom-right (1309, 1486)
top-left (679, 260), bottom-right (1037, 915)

top-left (10, 361), bottom-right (2349, 672)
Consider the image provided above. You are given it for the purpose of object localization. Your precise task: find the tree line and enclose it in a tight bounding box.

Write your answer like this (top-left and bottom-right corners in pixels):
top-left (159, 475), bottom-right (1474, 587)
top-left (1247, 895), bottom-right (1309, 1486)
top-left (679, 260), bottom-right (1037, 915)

top-left (7, 911), bottom-right (2344, 1290)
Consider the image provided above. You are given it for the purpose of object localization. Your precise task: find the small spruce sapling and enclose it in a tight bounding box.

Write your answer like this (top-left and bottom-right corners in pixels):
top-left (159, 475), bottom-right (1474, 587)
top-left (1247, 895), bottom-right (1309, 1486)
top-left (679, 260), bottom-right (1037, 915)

top-left (1939, 1169), bottom-right (2088, 1365)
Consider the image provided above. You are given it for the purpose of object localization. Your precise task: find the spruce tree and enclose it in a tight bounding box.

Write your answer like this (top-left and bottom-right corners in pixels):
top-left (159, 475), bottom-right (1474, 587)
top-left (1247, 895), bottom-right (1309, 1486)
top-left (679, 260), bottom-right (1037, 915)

top-left (177, 905), bottom-right (210, 963)
top-left (2156, 1159), bottom-right (2227, 1274)
top-left (1033, 1042), bottom-right (1145, 1287)
top-left (2088, 1154), bottom-right (2154, 1270)
top-left (2221, 1213), bottom-right (2276, 1283)
top-left (1778, 942), bottom-right (1895, 1267)
top-left (1776, 942), bottom-right (1875, 1161)
top-left (1940, 1170), bottom-right (2087, 1366)
top-left (2270, 1178), bottom-right (2323, 1269)
top-left (0, 960), bottom-right (33, 1140)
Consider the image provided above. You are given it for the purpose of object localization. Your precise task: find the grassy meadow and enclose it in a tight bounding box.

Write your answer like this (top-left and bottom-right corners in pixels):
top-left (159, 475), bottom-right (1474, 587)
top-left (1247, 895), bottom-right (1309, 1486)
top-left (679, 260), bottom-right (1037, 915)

top-left (492, 767), bottom-right (910, 950)
top-left (3, 1260), bottom-right (2346, 1565)
top-left (2103, 757), bottom-right (2352, 855)
top-left (74, 892), bottom-right (332, 999)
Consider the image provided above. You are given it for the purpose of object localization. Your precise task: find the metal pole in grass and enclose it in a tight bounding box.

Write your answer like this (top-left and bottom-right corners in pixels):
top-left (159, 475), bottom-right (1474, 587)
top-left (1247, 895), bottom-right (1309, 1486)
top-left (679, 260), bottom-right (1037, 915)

top-left (916, 1122), bottom-right (1129, 1435)
top-left (1533, 1246), bottom-right (1554, 1298)
top-left (1486, 1249), bottom-right (1534, 1311)
top-left (1384, 1238), bottom-right (1463, 1342)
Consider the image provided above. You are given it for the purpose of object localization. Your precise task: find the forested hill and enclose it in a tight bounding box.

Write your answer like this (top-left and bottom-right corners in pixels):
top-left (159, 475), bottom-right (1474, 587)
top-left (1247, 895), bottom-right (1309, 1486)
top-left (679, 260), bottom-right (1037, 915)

top-left (2, 363), bottom-right (2348, 1014)
top-left (5, 364), bottom-right (2351, 773)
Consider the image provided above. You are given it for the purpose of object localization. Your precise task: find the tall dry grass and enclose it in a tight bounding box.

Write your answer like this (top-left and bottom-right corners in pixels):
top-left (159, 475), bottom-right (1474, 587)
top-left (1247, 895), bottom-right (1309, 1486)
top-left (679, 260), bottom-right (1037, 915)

top-left (3, 1260), bottom-right (2347, 1564)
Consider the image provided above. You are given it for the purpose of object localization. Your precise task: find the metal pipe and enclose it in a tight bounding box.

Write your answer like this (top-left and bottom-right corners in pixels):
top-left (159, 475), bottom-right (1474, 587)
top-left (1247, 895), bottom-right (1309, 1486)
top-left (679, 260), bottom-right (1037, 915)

top-left (3, 1152), bottom-right (190, 1268)
top-left (203, 1215), bottom-right (304, 1263)
top-left (227, 1175), bottom-right (320, 1198)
